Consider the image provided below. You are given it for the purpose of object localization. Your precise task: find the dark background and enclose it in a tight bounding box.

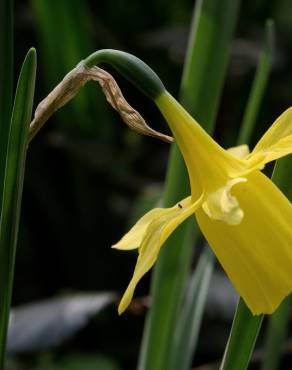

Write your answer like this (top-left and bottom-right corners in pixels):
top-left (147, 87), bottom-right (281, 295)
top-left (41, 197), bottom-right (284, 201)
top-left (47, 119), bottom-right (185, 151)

top-left (9, 0), bottom-right (292, 369)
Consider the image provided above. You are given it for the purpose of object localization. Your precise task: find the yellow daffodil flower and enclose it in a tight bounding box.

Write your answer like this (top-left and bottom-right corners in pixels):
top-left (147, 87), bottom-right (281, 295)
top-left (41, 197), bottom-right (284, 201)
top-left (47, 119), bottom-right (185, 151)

top-left (84, 49), bottom-right (292, 316)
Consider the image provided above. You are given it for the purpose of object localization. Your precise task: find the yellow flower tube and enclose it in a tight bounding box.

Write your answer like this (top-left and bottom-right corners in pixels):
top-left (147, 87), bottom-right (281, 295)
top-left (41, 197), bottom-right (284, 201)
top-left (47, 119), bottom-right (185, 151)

top-left (84, 49), bottom-right (292, 315)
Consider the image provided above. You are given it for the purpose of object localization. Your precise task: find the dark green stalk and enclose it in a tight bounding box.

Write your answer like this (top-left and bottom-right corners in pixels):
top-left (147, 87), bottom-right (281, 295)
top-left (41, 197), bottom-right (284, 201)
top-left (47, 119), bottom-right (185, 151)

top-left (164, 3), bottom-right (243, 366)
top-left (139, 2), bottom-right (240, 369)
top-left (84, 49), bottom-right (165, 100)
top-left (220, 20), bottom-right (274, 370)
top-left (0, 0), bottom-right (13, 205)
top-left (0, 49), bottom-right (36, 367)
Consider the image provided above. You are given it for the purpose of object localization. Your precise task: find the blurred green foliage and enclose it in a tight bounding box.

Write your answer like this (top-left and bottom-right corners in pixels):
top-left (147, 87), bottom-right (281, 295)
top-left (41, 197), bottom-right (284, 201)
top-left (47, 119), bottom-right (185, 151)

top-left (33, 353), bottom-right (121, 370)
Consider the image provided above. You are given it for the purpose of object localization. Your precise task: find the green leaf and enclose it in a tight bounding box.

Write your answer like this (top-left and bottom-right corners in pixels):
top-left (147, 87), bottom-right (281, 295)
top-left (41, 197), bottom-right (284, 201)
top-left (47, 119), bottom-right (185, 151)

top-left (237, 20), bottom-right (275, 145)
top-left (138, 1), bottom-right (240, 369)
top-left (30, 0), bottom-right (92, 79)
top-left (30, 0), bottom-right (110, 134)
top-left (169, 248), bottom-right (215, 370)
top-left (220, 20), bottom-right (275, 370)
top-left (0, 0), bottom-right (13, 206)
top-left (0, 48), bottom-right (36, 368)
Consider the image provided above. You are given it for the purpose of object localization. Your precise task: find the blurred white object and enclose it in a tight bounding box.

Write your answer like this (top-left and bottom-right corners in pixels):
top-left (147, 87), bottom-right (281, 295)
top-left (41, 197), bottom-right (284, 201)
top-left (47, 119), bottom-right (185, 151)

top-left (7, 292), bottom-right (116, 353)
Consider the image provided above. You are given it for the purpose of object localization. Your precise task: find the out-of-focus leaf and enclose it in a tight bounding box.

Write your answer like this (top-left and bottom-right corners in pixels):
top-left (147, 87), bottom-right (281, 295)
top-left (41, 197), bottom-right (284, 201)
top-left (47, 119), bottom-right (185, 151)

top-left (30, 0), bottom-right (111, 135)
top-left (7, 292), bottom-right (116, 353)
top-left (169, 248), bottom-right (214, 370)
top-left (237, 20), bottom-right (274, 145)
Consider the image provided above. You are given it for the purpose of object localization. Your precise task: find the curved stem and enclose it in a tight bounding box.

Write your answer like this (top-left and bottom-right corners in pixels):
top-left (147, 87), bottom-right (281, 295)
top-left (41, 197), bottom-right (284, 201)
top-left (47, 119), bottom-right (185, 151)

top-left (83, 49), bottom-right (165, 100)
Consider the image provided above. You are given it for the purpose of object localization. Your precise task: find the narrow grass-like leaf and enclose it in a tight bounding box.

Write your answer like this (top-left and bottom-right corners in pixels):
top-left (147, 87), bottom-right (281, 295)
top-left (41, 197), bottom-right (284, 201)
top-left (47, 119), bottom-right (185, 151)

top-left (138, 2), bottom-right (240, 369)
top-left (30, 0), bottom-right (88, 126)
top-left (30, 0), bottom-right (110, 134)
top-left (169, 248), bottom-right (214, 370)
top-left (220, 20), bottom-right (274, 370)
top-left (0, 0), bottom-right (13, 205)
top-left (237, 20), bottom-right (274, 145)
top-left (30, 0), bottom-right (91, 80)
top-left (0, 48), bottom-right (36, 368)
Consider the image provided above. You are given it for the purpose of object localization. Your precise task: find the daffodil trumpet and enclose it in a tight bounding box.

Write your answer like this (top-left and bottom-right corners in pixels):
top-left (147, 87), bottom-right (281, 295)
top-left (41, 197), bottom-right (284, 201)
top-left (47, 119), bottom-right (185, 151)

top-left (84, 49), bottom-right (292, 315)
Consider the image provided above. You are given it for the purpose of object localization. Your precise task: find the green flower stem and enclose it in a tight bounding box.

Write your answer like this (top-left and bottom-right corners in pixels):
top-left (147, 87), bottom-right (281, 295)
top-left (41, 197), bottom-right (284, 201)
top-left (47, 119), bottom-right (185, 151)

top-left (0, 49), bottom-right (36, 368)
top-left (84, 49), bottom-right (165, 100)
top-left (220, 20), bottom-right (275, 370)
top-left (141, 0), bottom-right (240, 368)
top-left (0, 0), bottom-right (13, 206)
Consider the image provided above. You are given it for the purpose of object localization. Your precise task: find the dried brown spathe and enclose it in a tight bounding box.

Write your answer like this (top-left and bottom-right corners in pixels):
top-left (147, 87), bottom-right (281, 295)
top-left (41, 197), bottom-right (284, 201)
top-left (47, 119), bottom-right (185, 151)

top-left (29, 63), bottom-right (173, 143)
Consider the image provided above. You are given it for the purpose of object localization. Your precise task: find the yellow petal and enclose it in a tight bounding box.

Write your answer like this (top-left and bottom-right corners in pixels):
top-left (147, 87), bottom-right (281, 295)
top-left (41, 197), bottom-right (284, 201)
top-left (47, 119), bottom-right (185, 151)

top-left (196, 170), bottom-right (292, 315)
top-left (112, 208), bottom-right (165, 251)
top-left (202, 178), bottom-right (247, 225)
top-left (118, 194), bottom-right (203, 314)
top-left (247, 107), bottom-right (292, 168)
